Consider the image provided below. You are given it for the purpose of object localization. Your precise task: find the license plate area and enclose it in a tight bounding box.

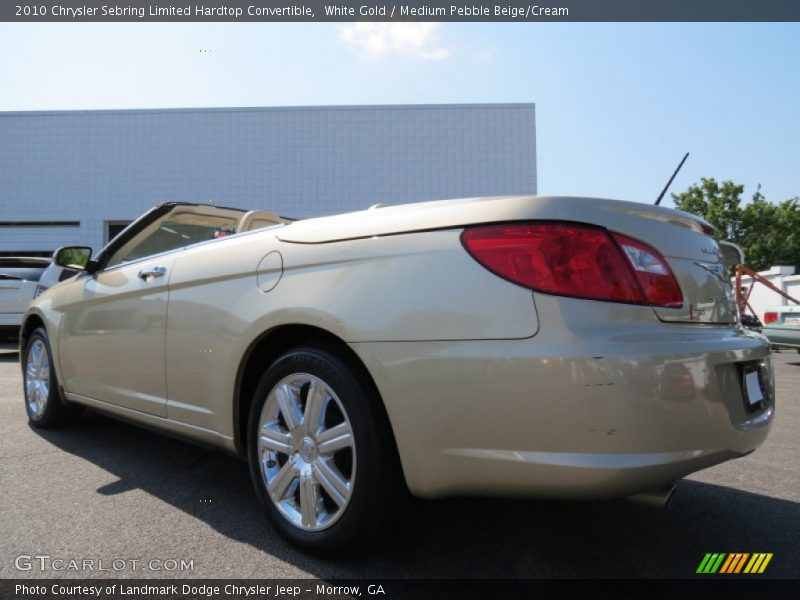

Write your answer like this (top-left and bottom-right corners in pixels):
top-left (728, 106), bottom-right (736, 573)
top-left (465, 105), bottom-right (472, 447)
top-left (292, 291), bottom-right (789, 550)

top-left (740, 361), bottom-right (769, 413)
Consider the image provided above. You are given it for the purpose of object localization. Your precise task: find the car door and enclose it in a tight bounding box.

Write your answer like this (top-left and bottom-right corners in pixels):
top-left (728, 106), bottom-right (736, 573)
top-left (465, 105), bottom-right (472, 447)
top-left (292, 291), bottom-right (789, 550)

top-left (56, 204), bottom-right (245, 416)
top-left (57, 253), bottom-right (177, 416)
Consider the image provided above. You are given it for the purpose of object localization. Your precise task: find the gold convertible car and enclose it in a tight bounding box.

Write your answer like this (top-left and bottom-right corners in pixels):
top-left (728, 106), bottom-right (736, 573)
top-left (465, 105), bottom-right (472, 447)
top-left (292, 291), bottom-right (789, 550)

top-left (20, 196), bottom-right (774, 552)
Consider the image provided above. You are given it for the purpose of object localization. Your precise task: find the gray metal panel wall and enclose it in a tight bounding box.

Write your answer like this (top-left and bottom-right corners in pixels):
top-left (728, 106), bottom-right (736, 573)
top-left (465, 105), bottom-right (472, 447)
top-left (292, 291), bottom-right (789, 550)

top-left (0, 104), bottom-right (536, 253)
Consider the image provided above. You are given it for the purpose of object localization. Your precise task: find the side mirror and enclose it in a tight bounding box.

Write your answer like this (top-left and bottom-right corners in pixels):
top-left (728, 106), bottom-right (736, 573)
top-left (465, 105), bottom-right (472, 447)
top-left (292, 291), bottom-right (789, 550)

top-left (53, 246), bottom-right (93, 271)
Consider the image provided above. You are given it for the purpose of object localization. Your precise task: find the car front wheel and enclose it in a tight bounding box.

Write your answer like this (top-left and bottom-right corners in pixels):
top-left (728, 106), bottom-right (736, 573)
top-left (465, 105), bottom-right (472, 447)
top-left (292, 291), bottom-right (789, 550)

top-left (23, 327), bottom-right (73, 427)
top-left (247, 345), bottom-right (401, 553)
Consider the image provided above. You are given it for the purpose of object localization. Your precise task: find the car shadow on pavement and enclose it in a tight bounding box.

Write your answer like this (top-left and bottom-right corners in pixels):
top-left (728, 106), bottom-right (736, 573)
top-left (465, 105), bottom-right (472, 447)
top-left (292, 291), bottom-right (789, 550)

top-left (30, 413), bottom-right (800, 579)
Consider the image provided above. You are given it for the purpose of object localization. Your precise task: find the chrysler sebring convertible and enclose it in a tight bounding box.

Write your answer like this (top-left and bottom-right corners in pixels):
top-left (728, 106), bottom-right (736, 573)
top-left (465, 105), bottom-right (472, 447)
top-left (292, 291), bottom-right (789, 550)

top-left (20, 196), bottom-right (773, 552)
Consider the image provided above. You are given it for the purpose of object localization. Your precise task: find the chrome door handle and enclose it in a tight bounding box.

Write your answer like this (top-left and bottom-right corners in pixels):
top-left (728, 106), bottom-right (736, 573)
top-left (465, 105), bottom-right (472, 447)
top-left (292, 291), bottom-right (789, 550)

top-left (138, 266), bottom-right (167, 281)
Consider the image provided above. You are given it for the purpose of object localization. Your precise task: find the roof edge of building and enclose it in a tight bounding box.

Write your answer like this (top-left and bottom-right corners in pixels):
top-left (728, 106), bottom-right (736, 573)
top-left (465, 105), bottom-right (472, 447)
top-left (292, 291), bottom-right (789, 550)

top-left (0, 102), bottom-right (536, 118)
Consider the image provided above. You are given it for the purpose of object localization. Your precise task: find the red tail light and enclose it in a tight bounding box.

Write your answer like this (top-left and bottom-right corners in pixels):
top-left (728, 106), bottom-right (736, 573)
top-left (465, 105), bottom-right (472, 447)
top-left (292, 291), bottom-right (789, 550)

top-left (611, 233), bottom-right (683, 308)
top-left (764, 312), bottom-right (778, 324)
top-left (461, 222), bottom-right (683, 308)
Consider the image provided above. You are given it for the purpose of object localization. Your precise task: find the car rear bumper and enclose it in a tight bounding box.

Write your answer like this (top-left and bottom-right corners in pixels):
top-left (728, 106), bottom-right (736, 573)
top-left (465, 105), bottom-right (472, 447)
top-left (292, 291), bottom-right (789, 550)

top-left (351, 323), bottom-right (774, 500)
top-left (763, 327), bottom-right (800, 348)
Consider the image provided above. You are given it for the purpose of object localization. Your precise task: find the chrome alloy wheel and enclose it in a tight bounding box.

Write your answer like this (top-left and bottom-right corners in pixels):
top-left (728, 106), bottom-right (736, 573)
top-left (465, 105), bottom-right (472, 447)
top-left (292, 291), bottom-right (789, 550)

top-left (257, 373), bottom-right (356, 531)
top-left (25, 339), bottom-right (50, 419)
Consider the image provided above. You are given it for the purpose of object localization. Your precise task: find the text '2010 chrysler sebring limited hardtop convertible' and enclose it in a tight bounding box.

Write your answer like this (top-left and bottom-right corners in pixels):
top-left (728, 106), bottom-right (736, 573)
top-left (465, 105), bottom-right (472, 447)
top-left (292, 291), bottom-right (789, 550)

top-left (20, 196), bottom-right (774, 552)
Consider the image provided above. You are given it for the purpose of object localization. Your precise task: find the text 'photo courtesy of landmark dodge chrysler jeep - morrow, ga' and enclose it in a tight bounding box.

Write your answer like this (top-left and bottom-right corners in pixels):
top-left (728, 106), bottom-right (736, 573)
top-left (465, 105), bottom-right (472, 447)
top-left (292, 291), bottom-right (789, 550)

top-left (20, 196), bottom-right (773, 553)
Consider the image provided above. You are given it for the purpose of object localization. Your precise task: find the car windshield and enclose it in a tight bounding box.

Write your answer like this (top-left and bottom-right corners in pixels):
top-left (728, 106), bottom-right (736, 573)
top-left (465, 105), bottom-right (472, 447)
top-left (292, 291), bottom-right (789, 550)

top-left (101, 204), bottom-right (291, 269)
top-left (123, 218), bottom-right (238, 261)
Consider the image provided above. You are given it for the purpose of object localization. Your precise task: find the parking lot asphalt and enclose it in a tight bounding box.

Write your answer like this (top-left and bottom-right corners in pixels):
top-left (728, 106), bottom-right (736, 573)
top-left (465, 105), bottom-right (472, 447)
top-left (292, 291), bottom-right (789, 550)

top-left (0, 343), bottom-right (798, 580)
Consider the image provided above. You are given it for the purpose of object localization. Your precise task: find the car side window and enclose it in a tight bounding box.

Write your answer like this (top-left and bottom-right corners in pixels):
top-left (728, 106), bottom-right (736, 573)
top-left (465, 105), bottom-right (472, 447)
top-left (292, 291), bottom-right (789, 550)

top-left (105, 214), bottom-right (238, 268)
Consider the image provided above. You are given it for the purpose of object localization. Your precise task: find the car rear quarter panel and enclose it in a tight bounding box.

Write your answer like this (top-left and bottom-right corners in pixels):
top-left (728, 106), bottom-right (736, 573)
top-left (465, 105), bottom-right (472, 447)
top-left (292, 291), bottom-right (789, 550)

top-left (351, 294), bottom-right (773, 498)
top-left (164, 228), bottom-right (539, 437)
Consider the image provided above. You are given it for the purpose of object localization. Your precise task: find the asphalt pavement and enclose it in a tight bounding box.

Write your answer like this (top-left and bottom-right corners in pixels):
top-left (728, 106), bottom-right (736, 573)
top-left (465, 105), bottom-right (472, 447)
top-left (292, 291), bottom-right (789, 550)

top-left (1, 343), bottom-right (798, 579)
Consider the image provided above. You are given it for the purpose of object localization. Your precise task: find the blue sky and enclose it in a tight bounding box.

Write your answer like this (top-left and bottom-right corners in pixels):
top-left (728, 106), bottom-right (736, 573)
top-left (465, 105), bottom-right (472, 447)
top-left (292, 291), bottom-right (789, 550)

top-left (1, 22), bottom-right (798, 207)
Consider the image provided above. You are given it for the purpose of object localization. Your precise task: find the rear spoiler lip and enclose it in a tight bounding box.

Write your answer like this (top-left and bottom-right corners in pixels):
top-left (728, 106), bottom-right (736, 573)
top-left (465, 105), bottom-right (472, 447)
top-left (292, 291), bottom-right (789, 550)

top-left (719, 241), bottom-right (745, 267)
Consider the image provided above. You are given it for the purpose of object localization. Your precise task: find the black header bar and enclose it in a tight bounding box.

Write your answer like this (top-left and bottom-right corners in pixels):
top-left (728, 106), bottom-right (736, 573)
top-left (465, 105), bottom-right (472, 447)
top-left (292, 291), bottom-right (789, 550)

top-left (3, 1), bottom-right (800, 23)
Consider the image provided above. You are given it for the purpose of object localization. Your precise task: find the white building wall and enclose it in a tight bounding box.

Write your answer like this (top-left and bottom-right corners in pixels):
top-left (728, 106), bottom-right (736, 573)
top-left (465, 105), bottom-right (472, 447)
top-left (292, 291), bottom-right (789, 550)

top-left (0, 104), bottom-right (537, 254)
top-left (736, 266), bottom-right (800, 321)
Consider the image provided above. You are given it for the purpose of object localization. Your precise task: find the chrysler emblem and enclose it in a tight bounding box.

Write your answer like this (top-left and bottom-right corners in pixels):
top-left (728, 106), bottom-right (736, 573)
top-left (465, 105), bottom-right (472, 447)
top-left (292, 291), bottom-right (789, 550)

top-left (695, 261), bottom-right (727, 282)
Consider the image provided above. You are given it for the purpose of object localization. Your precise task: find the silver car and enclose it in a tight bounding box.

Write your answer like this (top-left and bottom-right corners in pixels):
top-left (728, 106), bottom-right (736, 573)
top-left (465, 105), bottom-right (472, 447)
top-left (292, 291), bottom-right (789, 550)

top-left (19, 196), bottom-right (774, 552)
top-left (763, 305), bottom-right (800, 351)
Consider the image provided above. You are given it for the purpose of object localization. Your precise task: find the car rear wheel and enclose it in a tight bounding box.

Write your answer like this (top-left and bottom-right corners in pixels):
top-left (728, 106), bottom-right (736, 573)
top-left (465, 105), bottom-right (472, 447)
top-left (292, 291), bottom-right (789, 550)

top-left (23, 327), bottom-right (73, 427)
top-left (247, 345), bottom-right (401, 553)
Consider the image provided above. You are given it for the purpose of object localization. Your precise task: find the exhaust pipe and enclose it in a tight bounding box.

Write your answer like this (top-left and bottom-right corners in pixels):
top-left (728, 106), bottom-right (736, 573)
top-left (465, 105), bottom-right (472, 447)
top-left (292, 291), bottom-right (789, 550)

top-left (626, 485), bottom-right (676, 509)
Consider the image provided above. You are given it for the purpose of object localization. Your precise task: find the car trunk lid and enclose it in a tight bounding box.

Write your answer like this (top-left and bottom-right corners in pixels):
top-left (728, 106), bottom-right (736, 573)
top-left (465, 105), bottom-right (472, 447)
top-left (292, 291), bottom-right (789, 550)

top-left (277, 195), bottom-right (737, 324)
top-left (0, 276), bottom-right (37, 314)
top-left (767, 305), bottom-right (800, 327)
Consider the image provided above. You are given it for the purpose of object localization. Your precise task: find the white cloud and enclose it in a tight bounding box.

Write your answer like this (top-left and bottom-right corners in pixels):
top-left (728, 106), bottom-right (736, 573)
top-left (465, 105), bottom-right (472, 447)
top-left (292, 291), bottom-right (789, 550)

top-left (340, 23), bottom-right (451, 61)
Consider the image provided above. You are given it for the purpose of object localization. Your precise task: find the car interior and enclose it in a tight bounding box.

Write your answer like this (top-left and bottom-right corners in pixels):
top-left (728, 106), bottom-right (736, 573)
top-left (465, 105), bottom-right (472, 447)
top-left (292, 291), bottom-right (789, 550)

top-left (104, 206), bottom-right (286, 268)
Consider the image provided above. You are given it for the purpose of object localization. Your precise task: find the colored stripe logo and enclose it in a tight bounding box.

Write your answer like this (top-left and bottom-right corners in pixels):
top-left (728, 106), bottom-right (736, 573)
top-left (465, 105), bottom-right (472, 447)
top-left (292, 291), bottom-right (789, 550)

top-left (696, 553), bottom-right (773, 574)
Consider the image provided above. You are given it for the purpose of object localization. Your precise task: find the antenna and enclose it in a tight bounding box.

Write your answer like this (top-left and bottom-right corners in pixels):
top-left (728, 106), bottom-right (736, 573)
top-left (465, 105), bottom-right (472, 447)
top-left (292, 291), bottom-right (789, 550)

top-left (654, 152), bottom-right (689, 206)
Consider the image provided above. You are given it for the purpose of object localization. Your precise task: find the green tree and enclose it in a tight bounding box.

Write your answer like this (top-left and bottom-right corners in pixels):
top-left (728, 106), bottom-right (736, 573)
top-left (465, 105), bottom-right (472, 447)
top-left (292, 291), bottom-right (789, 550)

top-left (672, 178), bottom-right (800, 272)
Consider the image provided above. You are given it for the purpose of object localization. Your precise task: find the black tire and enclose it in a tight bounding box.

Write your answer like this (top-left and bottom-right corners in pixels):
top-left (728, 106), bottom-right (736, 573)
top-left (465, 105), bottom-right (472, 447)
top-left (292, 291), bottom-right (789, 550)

top-left (23, 327), bottom-right (74, 428)
top-left (247, 345), bottom-right (403, 554)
